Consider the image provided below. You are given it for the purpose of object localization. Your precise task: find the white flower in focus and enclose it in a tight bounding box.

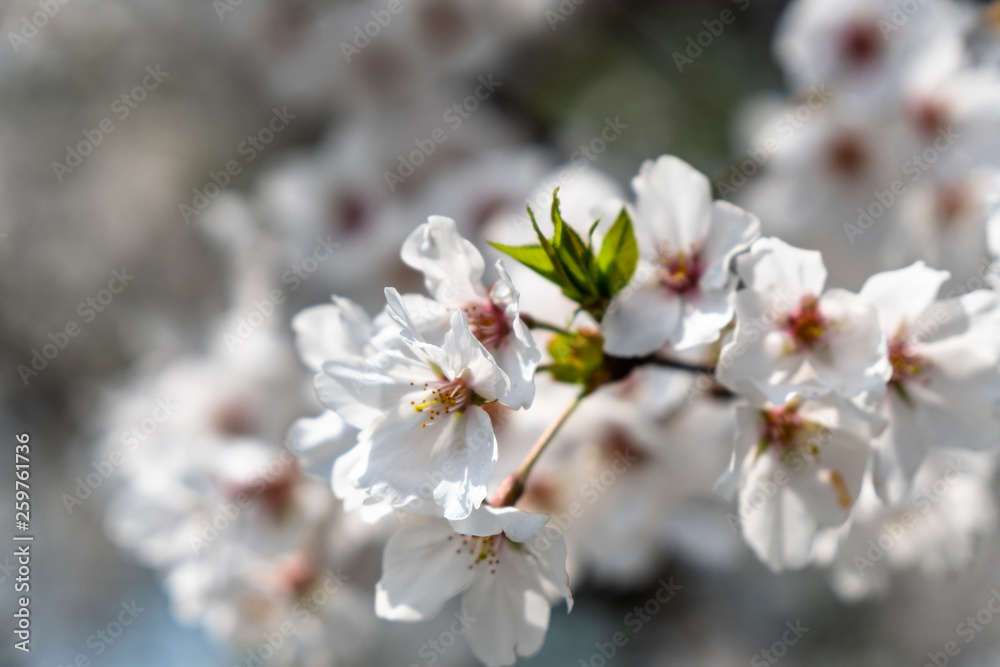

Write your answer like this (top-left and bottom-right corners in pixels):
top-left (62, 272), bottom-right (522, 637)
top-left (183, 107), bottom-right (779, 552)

top-left (315, 308), bottom-right (509, 520)
top-left (400, 216), bottom-right (540, 409)
top-left (717, 237), bottom-right (891, 404)
top-left (601, 155), bottom-right (760, 356)
top-left (859, 262), bottom-right (1000, 503)
top-left (716, 393), bottom-right (880, 572)
top-left (376, 505), bottom-right (571, 667)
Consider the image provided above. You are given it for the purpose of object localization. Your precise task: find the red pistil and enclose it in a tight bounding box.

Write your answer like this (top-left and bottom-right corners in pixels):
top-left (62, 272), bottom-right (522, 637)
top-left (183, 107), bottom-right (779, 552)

top-left (658, 246), bottom-right (703, 295)
top-left (783, 295), bottom-right (827, 351)
top-left (888, 336), bottom-right (925, 384)
top-left (758, 399), bottom-right (823, 458)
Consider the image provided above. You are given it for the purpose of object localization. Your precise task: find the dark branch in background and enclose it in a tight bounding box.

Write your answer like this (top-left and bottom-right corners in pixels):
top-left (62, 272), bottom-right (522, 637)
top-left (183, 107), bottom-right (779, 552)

top-left (603, 353), bottom-right (736, 398)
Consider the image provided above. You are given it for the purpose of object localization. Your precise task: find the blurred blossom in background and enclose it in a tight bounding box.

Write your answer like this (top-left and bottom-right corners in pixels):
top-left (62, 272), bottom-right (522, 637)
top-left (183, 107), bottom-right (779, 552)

top-left (5, 0), bottom-right (1000, 666)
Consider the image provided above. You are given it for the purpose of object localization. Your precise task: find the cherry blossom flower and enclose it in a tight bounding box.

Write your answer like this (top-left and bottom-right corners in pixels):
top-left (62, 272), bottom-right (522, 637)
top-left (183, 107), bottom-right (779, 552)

top-left (601, 155), bottom-right (760, 356)
top-left (375, 504), bottom-right (571, 667)
top-left (717, 237), bottom-right (891, 404)
top-left (859, 262), bottom-right (1000, 503)
top-left (716, 392), bottom-right (882, 571)
top-left (775, 0), bottom-right (968, 98)
top-left (314, 308), bottom-right (509, 520)
top-left (400, 215), bottom-right (540, 409)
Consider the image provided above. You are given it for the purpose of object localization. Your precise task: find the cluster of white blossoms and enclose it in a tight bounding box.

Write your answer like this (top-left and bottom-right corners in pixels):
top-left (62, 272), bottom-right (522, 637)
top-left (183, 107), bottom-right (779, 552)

top-left (718, 0), bottom-right (1000, 587)
top-left (290, 148), bottom-right (1000, 660)
top-left (99, 322), bottom-right (382, 666)
top-left (738, 0), bottom-right (1000, 291)
top-left (89, 0), bottom-right (1000, 664)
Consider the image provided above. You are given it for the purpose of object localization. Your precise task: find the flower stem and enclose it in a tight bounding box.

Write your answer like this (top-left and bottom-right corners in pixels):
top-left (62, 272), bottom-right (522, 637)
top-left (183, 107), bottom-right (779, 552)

top-left (602, 353), bottom-right (735, 398)
top-left (646, 355), bottom-right (715, 375)
top-left (494, 390), bottom-right (588, 507)
top-left (521, 313), bottom-right (572, 336)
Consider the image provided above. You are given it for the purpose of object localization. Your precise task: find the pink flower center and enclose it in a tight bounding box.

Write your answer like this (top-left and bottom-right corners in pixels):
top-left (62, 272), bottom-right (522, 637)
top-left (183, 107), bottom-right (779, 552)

top-left (416, 0), bottom-right (469, 54)
top-left (839, 20), bottom-right (882, 68)
top-left (331, 193), bottom-right (371, 236)
top-left (411, 377), bottom-right (474, 427)
top-left (783, 295), bottom-right (828, 351)
top-left (462, 298), bottom-right (510, 350)
top-left (226, 465), bottom-right (298, 520)
top-left (212, 398), bottom-right (257, 436)
top-left (758, 401), bottom-right (825, 459)
top-left (658, 246), bottom-right (703, 295)
top-left (888, 336), bottom-right (926, 384)
top-left (826, 132), bottom-right (869, 179)
top-left (277, 553), bottom-right (315, 595)
top-left (934, 183), bottom-right (972, 228)
top-left (908, 97), bottom-right (950, 139)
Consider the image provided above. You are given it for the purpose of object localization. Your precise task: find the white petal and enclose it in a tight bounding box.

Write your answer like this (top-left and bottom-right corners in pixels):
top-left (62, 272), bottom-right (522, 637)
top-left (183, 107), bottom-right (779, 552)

top-left (859, 262), bottom-right (949, 334)
top-left (714, 403), bottom-right (760, 502)
top-left (434, 407), bottom-right (499, 520)
top-left (874, 394), bottom-right (930, 504)
top-left (632, 155), bottom-right (713, 250)
top-left (401, 215), bottom-right (485, 306)
top-left (450, 505), bottom-right (548, 542)
top-left (522, 529), bottom-right (573, 610)
top-left (382, 288), bottom-right (452, 344)
top-left (331, 441), bottom-right (372, 510)
top-left (358, 406), bottom-right (496, 521)
top-left (462, 545), bottom-right (551, 667)
top-left (430, 310), bottom-right (510, 401)
top-left (316, 351), bottom-right (432, 430)
top-left (292, 297), bottom-right (373, 371)
top-left (287, 411), bottom-right (357, 478)
top-left (716, 290), bottom-right (806, 403)
top-left (601, 276), bottom-right (683, 356)
top-left (787, 430), bottom-right (869, 526)
top-left (491, 262), bottom-right (540, 409)
top-left (673, 288), bottom-right (734, 351)
top-left (736, 237), bottom-right (827, 300)
top-left (375, 521), bottom-right (476, 621)
top-left (739, 453), bottom-right (818, 572)
top-left (817, 288), bottom-right (892, 397)
top-left (701, 201), bottom-right (760, 291)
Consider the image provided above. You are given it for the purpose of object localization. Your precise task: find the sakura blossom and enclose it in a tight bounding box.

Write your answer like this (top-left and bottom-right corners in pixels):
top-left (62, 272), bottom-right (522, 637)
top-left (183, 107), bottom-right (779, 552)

top-left (26, 0), bottom-right (1000, 664)
top-left (717, 237), bottom-right (892, 404)
top-left (601, 155), bottom-right (760, 356)
top-left (375, 505), bottom-right (571, 667)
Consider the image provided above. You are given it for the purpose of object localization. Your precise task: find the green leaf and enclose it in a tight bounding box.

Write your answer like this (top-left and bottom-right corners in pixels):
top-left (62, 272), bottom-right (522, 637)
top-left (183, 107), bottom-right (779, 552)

top-left (587, 217), bottom-right (601, 245)
top-left (595, 207), bottom-right (638, 298)
top-left (528, 205), bottom-right (582, 301)
top-left (487, 242), bottom-right (561, 284)
top-left (549, 191), bottom-right (597, 295)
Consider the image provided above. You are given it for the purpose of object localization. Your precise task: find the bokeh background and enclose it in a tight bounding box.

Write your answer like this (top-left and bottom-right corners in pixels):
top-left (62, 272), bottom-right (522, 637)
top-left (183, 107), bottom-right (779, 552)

top-left (4, 0), bottom-right (1000, 665)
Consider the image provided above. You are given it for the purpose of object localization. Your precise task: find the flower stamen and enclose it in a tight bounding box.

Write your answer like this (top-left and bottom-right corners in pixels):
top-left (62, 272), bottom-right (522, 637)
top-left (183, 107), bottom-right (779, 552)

top-left (757, 399), bottom-right (826, 462)
top-left (783, 295), bottom-right (827, 351)
top-left (658, 245), bottom-right (703, 295)
top-left (462, 298), bottom-right (509, 350)
top-left (456, 533), bottom-right (504, 575)
top-left (411, 377), bottom-right (473, 427)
